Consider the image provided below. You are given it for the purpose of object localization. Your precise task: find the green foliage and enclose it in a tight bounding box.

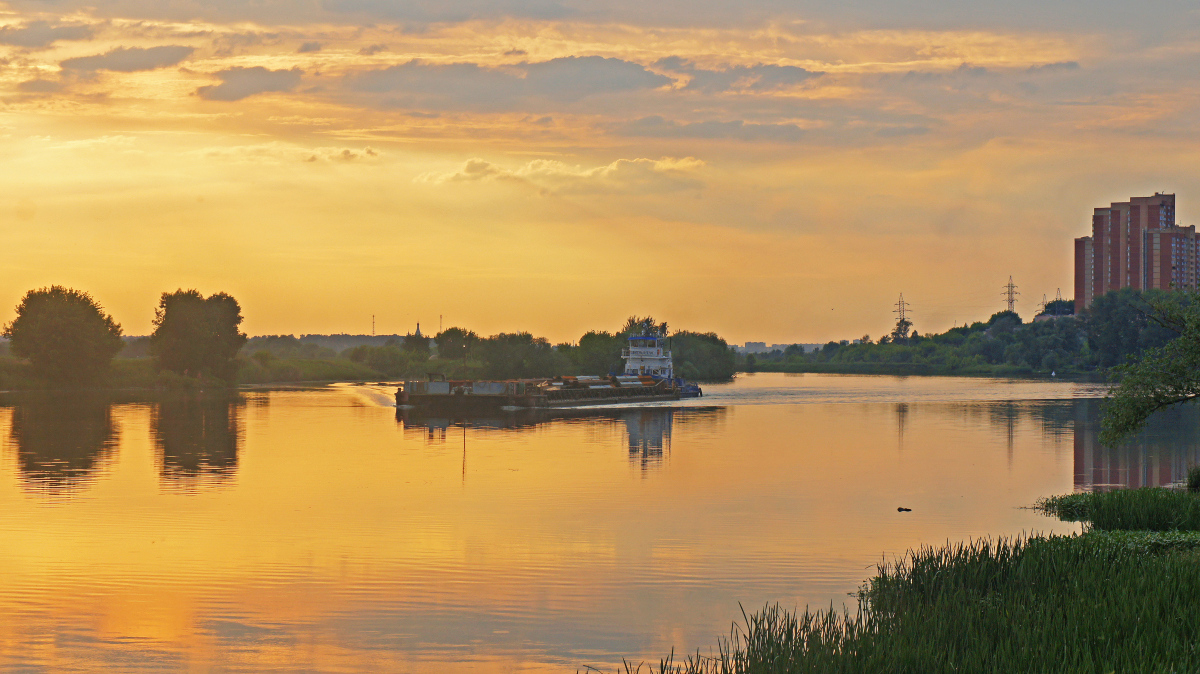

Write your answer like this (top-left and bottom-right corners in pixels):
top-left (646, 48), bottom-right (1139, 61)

top-left (1087, 287), bottom-right (1180, 368)
top-left (476, 332), bottom-right (570, 379)
top-left (151, 290), bottom-right (248, 382)
top-left (673, 331), bottom-right (736, 381)
top-left (435, 327), bottom-right (478, 362)
top-left (622, 316), bottom-right (668, 337)
top-left (402, 331), bottom-right (431, 356)
top-left (236, 356), bottom-right (379, 384)
top-left (1099, 290), bottom-right (1200, 444)
top-left (3, 286), bottom-right (124, 385)
top-left (1039, 488), bottom-right (1200, 531)
top-left (342, 344), bottom-right (426, 378)
top-left (630, 532), bottom-right (1200, 673)
top-left (1189, 466), bottom-right (1200, 494)
top-left (1041, 298), bottom-right (1075, 316)
top-left (569, 330), bottom-right (624, 376)
top-left (242, 335), bottom-right (336, 360)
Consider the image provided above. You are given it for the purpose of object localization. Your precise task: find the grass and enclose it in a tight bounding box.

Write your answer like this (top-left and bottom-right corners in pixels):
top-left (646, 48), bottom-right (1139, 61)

top-left (609, 531), bottom-right (1200, 673)
top-left (601, 488), bottom-right (1200, 673)
top-left (1038, 488), bottom-right (1200, 531)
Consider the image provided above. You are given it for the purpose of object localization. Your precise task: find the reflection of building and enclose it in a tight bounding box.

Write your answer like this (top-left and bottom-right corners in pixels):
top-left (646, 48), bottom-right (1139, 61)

top-left (153, 396), bottom-right (243, 488)
top-left (624, 409), bottom-right (673, 470)
top-left (8, 396), bottom-right (118, 495)
top-left (1072, 399), bottom-right (1200, 490)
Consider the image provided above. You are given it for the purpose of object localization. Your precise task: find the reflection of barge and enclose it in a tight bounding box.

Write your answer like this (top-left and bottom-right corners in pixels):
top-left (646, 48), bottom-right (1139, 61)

top-left (396, 328), bottom-right (702, 411)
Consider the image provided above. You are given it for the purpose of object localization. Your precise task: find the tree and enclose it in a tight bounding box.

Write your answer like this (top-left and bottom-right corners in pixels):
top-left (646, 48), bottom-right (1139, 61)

top-left (402, 332), bottom-right (431, 357)
top-left (435, 327), bottom-right (477, 362)
top-left (151, 289), bottom-right (247, 381)
top-left (622, 316), bottom-right (668, 337)
top-left (1101, 291), bottom-right (1200, 445)
top-left (3, 286), bottom-right (123, 384)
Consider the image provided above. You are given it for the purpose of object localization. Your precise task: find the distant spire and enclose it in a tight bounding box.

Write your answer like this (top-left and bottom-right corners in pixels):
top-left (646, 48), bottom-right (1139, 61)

top-left (415, 322), bottom-right (422, 338)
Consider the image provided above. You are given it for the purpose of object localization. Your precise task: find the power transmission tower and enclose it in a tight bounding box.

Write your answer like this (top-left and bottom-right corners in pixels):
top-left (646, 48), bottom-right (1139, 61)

top-left (372, 314), bottom-right (375, 336)
top-left (1038, 294), bottom-right (1048, 315)
top-left (1054, 288), bottom-right (1064, 316)
top-left (893, 293), bottom-right (913, 342)
top-left (894, 293), bottom-right (911, 323)
top-left (1002, 276), bottom-right (1020, 313)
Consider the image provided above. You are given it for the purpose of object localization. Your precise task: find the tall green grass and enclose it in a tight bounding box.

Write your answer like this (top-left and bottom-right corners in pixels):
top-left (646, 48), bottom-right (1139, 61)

top-left (607, 532), bottom-right (1200, 673)
top-left (1039, 488), bottom-right (1200, 531)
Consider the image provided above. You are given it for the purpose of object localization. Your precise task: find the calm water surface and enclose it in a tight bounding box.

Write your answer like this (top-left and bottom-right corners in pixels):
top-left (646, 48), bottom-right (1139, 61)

top-left (0, 373), bottom-right (1194, 672)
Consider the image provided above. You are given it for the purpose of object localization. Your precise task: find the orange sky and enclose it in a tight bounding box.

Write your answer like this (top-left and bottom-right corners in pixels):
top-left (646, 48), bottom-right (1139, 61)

top-left (3, 1), bottom-right (1200, 343)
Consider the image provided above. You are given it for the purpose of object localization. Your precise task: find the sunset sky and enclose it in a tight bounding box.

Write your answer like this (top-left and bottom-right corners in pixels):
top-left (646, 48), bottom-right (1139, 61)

top-left (4, 0), bottom-right (1199, 343)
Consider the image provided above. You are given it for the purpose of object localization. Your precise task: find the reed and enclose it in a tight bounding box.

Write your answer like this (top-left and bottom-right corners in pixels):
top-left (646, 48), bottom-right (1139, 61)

top-left (1038, 488), bottom-right (1200, 530)
top-left (607, 531), bottom-right (1200, 673)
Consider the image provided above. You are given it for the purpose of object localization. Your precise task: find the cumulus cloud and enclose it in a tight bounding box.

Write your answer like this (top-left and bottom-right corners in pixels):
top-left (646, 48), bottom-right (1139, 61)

top-left (196, 66), bottom-right (303, 101)
top-left (417, 156), bottom-right (705, 194)
top-left (350, 56), bottom-right (671, 110)
top-left (654, 57), bottom-right (823, 93)
top-left (60, 46), bottom-right (194, 72)
top-left (0, 21), bottom-right (92, 48)
top-left (618, 116), bottom-right (808, 142)
top-left (195, 142), bottom-right (379, 163)
top-left (297, 41), bottom-right (322, 53)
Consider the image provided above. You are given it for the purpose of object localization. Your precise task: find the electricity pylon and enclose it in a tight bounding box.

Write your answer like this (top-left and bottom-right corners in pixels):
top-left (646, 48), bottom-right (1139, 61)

top-left (1002, 276), bottom-right (1020, 313)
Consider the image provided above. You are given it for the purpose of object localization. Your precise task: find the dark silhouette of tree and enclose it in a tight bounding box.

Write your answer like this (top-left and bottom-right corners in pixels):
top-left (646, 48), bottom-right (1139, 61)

top-left (10, 396), bottom-right (118, 494)
top-left (402, 331), bottom-right (431, 357)
top-left (3, 286), bottom-right (123, 385)
top-left (572, 330), bottom-right (624, 375)
top-left (153, 396), bottom-right (242, 487)
top-left (622, 316), bottom-right (668, 337)
top-left (435, 327), bottom-right (478, 362)
top-left (150, 290), bottom-right (247, 381)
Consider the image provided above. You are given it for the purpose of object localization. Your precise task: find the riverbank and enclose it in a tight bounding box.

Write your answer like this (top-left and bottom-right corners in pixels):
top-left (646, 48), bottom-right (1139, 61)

top-left (0, 356), bottom-right (382, 391)
top-left (740, 361), bottom-right (1096, 378)
top-left (635, 486), bottom-right (1200, 673)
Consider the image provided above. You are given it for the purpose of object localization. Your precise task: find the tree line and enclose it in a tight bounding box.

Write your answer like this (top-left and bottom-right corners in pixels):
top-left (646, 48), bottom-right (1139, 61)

top-left (0, 288), bottom-right (736, 387)
top-left (744, 287), bottom-right (1184, 377)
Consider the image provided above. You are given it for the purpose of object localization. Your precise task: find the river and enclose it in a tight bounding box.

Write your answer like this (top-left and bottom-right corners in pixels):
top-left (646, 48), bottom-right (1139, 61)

top-left (0, 373), bottom-right (1194, 671)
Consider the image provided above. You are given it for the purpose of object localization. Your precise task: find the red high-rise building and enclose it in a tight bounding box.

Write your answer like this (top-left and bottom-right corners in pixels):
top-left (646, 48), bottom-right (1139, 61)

top-left (1074, 193), bottom-right (1194, 313)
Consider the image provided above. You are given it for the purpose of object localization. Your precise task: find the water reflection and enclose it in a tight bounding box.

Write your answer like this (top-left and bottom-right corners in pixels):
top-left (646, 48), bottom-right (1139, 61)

top-left (8, 396), bottom-right (119, 495)
top-left (396, 406), bottom-right (725, 471)
top-left (909, 398), bottom-right (1200, 491)
top-left (1071, 399), bottom-right (1200, 490)
top-left (152, 396), bottom-right (244, 488)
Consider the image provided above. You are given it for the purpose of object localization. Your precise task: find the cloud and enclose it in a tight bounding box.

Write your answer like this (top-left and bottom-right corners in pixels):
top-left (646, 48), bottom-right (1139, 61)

top-left (17, 79), bottom-right (63, 93)
top-left (417, 156), bottom-right (705, 194)
top-left (1026, 61), bottom-right (1080, 74)
top-left (358, 43), bottom-right (387, 55)
top-left (60, 46), bottom-right (194, 72)
top-left (297, 41), bottom-right (322, 53)
top-left (196, 66), bottom-right (304, 101)
top-left (320, 0), bottom-right (572, 23)
top-left (654, 57), bottom-right (823, 93)
top-left (0, 21), bottom-right (92, 48)
top-left (617, 116), bottom-right (808, 142)
top-left (349, 56), bottom-right (671, 110)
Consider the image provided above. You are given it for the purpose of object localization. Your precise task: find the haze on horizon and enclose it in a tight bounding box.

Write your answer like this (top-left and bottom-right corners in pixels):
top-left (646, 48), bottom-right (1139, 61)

top-left (3, 0), bottom-right (1199, 344)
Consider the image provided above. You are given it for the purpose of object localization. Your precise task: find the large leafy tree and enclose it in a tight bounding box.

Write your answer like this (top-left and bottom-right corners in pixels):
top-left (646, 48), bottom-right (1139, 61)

top-left (1101, 291), bottom-right (1200, 445)
top-left (435, 327), bottom-right (478, 362)
top-left (151, 290), bottom-right (247, 381)
top-left (3, 286), bottom-right (123, 384)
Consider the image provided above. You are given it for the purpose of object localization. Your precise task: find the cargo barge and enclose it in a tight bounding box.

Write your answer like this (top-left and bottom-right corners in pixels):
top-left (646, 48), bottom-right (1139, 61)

top-left (395, 329), bottom-right (702, 411)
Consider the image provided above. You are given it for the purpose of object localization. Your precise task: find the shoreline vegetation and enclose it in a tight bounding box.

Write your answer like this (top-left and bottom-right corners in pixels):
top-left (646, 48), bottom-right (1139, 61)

top-left (612, 480), bottom-right (1200, 673)
top-left (0, 292), bottom-right (738, 390)
top-left (737, 288), bottom-right (1181, 379)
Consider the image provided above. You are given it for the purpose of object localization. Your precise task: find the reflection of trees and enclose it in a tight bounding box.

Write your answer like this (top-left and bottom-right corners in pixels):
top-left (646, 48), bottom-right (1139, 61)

top-left (9, 397), bottom-right (118, 495)
top-left (152, 397), bottom-right (243, 487)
